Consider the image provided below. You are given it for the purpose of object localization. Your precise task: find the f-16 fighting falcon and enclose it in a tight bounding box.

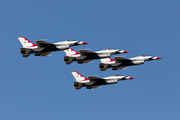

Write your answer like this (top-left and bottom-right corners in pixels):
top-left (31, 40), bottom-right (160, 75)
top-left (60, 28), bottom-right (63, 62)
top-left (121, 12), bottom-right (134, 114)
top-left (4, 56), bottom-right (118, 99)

top-left (18, 36), bottom-right (88, 57)
top-left (71, 71), bottom-right (134, 89)
top-left (64, 47), bottom-right (129, 64)
top-left (99, 55), bottom-right (162, 71)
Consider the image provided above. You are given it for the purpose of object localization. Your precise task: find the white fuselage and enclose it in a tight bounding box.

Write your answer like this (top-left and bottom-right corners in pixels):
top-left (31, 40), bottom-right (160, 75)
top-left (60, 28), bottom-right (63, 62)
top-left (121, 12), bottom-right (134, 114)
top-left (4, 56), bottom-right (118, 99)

top-left (85, 75), bottom-right (133, 85)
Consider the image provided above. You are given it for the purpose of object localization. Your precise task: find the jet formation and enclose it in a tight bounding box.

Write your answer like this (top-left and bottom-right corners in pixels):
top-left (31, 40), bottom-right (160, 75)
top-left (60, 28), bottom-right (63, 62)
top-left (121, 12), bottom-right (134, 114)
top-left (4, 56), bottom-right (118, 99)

top-left (18, 36), bottom-right (162, 90)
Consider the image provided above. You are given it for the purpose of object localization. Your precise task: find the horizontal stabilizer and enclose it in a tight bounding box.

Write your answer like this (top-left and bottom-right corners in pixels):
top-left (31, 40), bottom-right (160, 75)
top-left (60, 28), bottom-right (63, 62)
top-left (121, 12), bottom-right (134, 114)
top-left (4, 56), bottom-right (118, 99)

top-left (74, 82), bottom-right (83, 90)
top-left (20, 48), bottom-right (32, 58)
top-left (64, 56), bottom-right (74, 64)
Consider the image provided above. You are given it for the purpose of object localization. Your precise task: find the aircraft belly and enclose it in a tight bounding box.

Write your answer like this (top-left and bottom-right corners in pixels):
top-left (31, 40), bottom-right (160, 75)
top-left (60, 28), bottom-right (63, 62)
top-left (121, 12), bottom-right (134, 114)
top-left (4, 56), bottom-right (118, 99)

top-left (75, 56), bottom-right (87, 61)
top-left (85, 82), bottom-right (95, 85)
top-left (84, 55), bottom-right (101, 60)
top-left (92, 80), bottom-right (108, 86)
top-left (118, 61), bottom-right (134, 67)
top-left (56, 45), bottom-right (69, 50)
top-left (33, 48), bottom-right (44, 52)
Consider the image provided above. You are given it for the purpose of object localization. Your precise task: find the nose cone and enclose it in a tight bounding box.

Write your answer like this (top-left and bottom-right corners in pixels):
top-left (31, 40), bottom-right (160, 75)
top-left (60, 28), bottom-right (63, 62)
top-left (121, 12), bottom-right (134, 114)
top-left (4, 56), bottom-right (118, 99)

top-left (82, 42), bottom-right (89, 45)
top-left (156, 57), bottom-right (162, 60)
top-left (123, 50), bottom-right (129, 53)
top-left (117, 50), bottom-right (129, 54)
top-left (129, 77), bottom-right (135, 79)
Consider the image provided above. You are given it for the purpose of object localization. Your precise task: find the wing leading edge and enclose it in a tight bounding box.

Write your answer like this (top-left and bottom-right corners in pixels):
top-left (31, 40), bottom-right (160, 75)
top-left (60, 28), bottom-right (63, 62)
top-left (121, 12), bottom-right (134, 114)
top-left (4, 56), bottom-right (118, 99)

top-left (79, 50), bottom-right (96, 56)
top-left (35, 40), bottom-right (55, 48)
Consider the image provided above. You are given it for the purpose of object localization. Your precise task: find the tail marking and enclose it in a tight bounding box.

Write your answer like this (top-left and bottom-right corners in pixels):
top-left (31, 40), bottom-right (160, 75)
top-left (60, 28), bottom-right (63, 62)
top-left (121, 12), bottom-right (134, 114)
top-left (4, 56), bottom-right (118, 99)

top-left (71, 71), bottom-right (89, 82)
top-left (18, 36), bottom-right (37, 48)
top-left (64, 47), bottom-right (80, 56)
top-left (100, 58), bottom-right (115, 63)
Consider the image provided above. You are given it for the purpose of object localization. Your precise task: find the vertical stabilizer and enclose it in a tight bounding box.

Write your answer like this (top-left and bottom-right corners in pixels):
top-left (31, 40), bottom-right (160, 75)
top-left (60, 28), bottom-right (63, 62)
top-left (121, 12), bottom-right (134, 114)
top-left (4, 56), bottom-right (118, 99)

top-left (100, 58), bottom-right (115, 63)
top-left (64, 47), bottom-right (80, 56)
top-left (71, 71), bottom-right (89, 82)
top-left (18, 36), bottom-right (37, 48)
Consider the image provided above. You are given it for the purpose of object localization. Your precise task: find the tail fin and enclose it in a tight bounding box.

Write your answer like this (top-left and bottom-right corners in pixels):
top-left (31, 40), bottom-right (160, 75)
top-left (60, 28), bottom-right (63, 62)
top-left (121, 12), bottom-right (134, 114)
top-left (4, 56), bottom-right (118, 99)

top-left (100, 58), bottom-right (115, 63)
top-left (71, 71), bottom-right (89, 82)
top-left (64, 47), bottom-right (80, 56)
top-left (18, 36), bottom-right (37, 48)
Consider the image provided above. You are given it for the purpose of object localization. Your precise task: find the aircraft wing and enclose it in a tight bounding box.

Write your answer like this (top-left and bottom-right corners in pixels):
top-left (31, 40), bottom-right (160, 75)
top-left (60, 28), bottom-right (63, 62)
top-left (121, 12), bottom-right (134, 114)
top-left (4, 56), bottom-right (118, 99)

top-left (114, 57), bottom-right (130, 63)
top-left (92, 85), bottom-right (101, 89)
top-left (36, 40), bottom-right (56, 48)
top-left (40, 51), bottom-right (53, 56)
top-left (118, 66), bottom-right (127, 70)
top-left (88, 76), bottom-right (105, 82)
top-left (82, 59), bottom-right (93, 63)
top-left (79, 50), bottom-right (96, 56)
top-left (88, 76), bottom-right (103, 80)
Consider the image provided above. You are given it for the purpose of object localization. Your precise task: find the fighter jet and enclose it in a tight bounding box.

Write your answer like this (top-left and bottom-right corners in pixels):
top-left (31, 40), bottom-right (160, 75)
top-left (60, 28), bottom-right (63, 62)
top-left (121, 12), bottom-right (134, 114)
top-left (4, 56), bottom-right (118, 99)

top-left (18, 36), bottom-right (88, 57)
top-left (99, 55), bottom-right (162, 71)
top-left (64, 47), bottom-right (129, 64)
top-left (71, 71), bottom-right (134, 89)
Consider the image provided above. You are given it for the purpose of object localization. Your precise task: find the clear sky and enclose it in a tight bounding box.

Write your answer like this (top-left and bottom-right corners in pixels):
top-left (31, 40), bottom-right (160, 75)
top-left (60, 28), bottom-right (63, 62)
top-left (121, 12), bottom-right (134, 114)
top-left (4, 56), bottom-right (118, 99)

top-left (0, 0), bottom-right (180, 120)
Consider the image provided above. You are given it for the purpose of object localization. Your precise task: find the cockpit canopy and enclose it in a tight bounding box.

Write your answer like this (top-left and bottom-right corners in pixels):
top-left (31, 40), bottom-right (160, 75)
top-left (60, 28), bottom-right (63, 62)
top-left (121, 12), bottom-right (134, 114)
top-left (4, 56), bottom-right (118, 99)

top-left (140, 55), bottom-right (150, 57)
top-left (114, 74), bottom-right (122, 76)
top-left (65, 39), bottom-right (76, 41)
top-left (106, 48), bottom-right (116, 50)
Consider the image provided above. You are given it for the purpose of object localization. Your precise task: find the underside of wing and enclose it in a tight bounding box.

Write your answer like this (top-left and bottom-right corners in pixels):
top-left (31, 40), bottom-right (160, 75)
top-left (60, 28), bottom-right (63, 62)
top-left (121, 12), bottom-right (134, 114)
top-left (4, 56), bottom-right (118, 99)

top-left (88, 76), bottom-right (103, 80)
top-left (79, 50), bottom-right (96, 56)
top-left (83, 59), bottom-right (93, 63)
top-left (114, 57), bottom-right (130, 62)
top-left (88, 76), bottom-right (105, 83)
top-left (118, 66), bottom-right (127, 70)
top-left (36, 40), bottom-right (55, 48)
top-left (40, 51), bottom-right (53, 56)
top-left (92, 85), bottom-right (101, 89)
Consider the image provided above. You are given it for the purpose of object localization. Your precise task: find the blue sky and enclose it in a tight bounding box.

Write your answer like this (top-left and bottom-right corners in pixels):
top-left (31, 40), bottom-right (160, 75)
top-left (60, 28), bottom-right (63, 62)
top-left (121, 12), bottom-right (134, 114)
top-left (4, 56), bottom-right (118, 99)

top-left (0, 0), bottom-right (180, 120)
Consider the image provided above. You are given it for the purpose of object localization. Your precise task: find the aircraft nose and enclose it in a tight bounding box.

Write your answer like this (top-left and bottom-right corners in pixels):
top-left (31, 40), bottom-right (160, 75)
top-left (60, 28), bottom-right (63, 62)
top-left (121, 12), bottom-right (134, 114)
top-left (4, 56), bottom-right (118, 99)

top-left (123, 50), bottom-right (129, 53)
top-left (117, 50), bottom-right (129, 54)
top-left (82, 42), bottom-right (89, 45)
top-left (156, 57), bottom-right (162, 60)
top-left (129, 77), bottom-right (135, 79)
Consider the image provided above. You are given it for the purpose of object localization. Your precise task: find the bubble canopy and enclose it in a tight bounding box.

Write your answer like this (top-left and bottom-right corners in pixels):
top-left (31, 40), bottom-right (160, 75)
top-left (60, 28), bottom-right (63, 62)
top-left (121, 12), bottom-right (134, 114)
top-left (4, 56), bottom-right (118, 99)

top-left (106, 48), bottom-right (117, 50)
top-left (140, 55), bottom-right (150, 57)
top-left (114, 74), bottom-right (122, 76)
top-left (64, 39), bottom-right (76, 41)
